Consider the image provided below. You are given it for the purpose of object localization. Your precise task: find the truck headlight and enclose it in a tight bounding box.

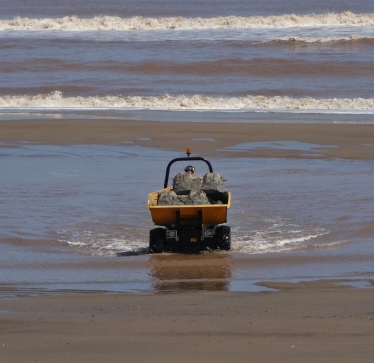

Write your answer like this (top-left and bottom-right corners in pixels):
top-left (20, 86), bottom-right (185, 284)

top-left (203, 229), bottom-right (214, 237)
top-left (166, 230), bottom-right (177, 238)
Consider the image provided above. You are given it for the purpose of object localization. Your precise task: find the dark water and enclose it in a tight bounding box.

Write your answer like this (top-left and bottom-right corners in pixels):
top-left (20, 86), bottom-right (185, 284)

top-left (0, 0), bottom-right (374, 116)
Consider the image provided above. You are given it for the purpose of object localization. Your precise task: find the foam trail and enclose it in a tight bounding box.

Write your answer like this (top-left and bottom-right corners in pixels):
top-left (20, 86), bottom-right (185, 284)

top-left (233, 233), bottom-right (327, 254)
top-left (1, 12), bottom-right (374, 31)
top-left (1, 92), bottom-right (374, 113)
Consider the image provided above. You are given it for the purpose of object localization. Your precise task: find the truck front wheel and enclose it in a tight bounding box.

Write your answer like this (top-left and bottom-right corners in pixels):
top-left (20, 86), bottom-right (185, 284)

top-left (214, 225), bottom-right (231, 251)
top-left (149, 228), bottom-right (166, 253)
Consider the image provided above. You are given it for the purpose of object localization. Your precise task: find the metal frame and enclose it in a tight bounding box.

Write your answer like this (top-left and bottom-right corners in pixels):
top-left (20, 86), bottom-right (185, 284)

top-left (163, 157), bottom-right (214, 188)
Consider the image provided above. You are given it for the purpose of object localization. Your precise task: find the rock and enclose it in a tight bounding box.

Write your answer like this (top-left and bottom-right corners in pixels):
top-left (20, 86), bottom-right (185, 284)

top-left (201, 172), bottom-right (226, 192)
top-left (176, 195), bottom-right (189, 204)
top-left (172, 172), bottom-right (203, 194)
top-left (158, 190), bottom-right (185, 206)
top-left (185, 190), bottom-right (210, 205)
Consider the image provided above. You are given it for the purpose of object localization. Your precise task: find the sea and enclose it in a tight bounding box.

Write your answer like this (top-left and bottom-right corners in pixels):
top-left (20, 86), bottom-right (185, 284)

top-left (1, 0), bottom-right (374, 295)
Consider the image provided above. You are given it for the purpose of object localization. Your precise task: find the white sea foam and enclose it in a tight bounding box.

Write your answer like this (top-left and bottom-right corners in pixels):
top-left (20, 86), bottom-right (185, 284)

top-left (232, 232), bottom-right (328, 254)
top-left (230, 220), bottom-right (330, 254)
top-left (61, 236), bottom-right (148, 256)
top-left (57, 228), bottom-right (149, 256)
top-left (275, 34), bottom-right (374, 43)
top-left (2, 91), bottom-right (374, 114)
top-left (309, 240), bottom-right (349, 249)
top-left (1, 12), bottom-right (374, 31)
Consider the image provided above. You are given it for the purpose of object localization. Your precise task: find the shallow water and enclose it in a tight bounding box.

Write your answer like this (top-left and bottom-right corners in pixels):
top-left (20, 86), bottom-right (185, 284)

top-left (1, 0), bottom-right (374, 293)
top-left (1, 142), bottom-right (373, 292)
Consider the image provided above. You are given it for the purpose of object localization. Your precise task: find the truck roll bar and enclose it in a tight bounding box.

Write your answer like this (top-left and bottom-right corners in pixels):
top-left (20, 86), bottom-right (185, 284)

top-left (164, 157), bottom-right (213, 188)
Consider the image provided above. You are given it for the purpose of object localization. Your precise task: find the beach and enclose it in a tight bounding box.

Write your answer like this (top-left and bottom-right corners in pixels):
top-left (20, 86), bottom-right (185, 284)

top-left (1, 120), bottom-right (373, 160)
top-left (2, 0), bottom-right (374, 361)
top-left (1, 120), bottom-right (374, 362)
top-left (1, 283), bottom-right (374, 363)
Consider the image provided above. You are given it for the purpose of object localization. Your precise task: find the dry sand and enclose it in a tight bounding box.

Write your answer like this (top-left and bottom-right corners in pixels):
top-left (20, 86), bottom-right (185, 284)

top-left (1, 281), bottom-right (374, 363)
top-left (1, 119), bottom-right (374, 361)
top-left (1, 119), bottom-right (373, 160)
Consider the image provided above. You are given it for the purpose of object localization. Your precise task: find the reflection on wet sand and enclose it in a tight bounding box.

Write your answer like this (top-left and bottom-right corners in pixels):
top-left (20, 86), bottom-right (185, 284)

top-left (149, 253), bottom-right (231, 291)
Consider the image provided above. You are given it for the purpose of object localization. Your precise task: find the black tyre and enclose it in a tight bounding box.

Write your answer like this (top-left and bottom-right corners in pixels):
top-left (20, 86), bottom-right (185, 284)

top-left (214, 225), bottom-right (231, 251)
top-left (149, 228), bottom-right (166, 253)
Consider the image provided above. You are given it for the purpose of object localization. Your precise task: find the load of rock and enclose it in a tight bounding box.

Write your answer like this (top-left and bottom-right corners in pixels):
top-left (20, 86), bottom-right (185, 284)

top-left (157, 190), bottom-right (184, 206)
top-left (201, 172), bottom-right (226, 193)
top-left (172, 173), bottom-right (203, 193)
top-left (158, 172), bottom-right (226, 206)
top-left (185, 190), bottom-right (210, 205)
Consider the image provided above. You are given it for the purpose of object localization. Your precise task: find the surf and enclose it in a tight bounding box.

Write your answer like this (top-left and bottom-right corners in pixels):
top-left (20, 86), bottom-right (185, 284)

top-left (1, 12), bottom-right (374, 31)
top-left (1, 91), bottom-right (374, 114)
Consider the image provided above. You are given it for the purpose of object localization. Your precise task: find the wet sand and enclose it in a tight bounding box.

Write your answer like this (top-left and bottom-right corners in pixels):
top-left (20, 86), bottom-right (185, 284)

top-left (1, 119), bottom-right (373, 160)
top-left (1, 282), bottom-right (374, 363)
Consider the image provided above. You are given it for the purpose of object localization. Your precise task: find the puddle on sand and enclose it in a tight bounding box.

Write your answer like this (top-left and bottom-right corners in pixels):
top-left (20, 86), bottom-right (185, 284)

top-left (225, 140), bottom-right (337, 152)
top-left (191, 138), bottom-right (217, 142)
top-left (301, 153), bottom-right (324, 157)
top-left (336, 279), bottom-right (373, 289)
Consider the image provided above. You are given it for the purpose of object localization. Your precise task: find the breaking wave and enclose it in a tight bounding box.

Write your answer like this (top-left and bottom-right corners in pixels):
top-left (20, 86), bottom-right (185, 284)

top-left (1, 91), bottom-right (374, 113)
top-left (1, 12), bottom-right (374, 31)
top-left (273, 34), bottom-right (374, 44)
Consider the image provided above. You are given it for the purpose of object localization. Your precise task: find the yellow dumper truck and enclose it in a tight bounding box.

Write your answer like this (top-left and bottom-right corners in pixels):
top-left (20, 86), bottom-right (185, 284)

top-left (147, 151), bottom-right (231, 253)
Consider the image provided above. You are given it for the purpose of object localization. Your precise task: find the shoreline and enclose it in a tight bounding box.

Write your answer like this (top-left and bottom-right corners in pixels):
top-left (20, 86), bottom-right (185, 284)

top-left (0, 119), bottom-right (373, 160)
top-left (0, 277), bottom-right (373, 298)
top-left (1, 282), bottom-right (374, 362)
